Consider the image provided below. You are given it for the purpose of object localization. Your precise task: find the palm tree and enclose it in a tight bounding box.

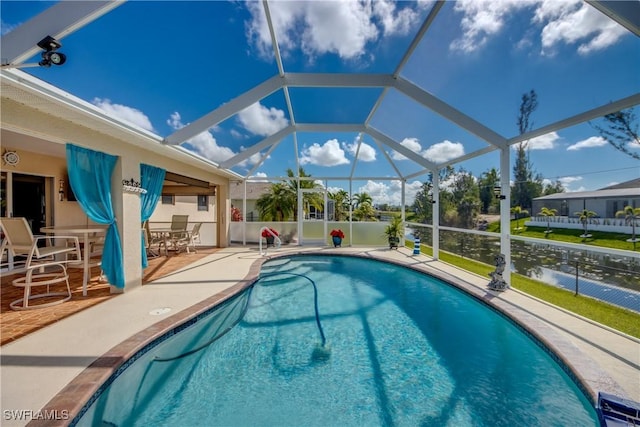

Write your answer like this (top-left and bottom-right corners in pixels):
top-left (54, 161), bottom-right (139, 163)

top-left (615, 205), bottom-right (640, 242)
top-left (575, 209), bottom-right (598, 238)
top-left (256, 182), bottom-right (295, 221)
top-left (328, 189), bottom-right (350, 221)
top-left (537, 206), bottom-right (558, 234)
top-left (510, 205), bottom-right (529, 231)
top-left (353, 192), bottom-right (373, 209)
top-left (353, 202), bottom-right (376, 222)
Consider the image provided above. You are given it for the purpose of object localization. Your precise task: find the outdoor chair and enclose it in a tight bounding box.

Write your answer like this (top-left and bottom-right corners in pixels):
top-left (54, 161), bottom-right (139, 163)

top-left (188, 222), bottom-right (202, 253)
top-left (0, 217), bottom-right (81, 310)
top-left (143, 220), bottom-right (167, 257)
top-left (168, 215), bottom-right (190, 253)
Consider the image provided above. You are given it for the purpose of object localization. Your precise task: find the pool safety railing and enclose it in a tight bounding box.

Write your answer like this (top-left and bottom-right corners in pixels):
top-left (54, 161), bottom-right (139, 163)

top-left (259, 226), bottom-right (282, 256)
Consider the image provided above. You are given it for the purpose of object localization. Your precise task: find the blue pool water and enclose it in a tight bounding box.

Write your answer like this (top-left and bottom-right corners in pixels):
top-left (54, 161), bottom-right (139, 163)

top-left (76, 255), bottom-right (598, 426)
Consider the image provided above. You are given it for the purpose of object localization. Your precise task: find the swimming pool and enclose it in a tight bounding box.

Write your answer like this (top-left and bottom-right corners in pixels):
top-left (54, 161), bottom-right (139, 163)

top-left (74, 254), bottom-right (599, 426)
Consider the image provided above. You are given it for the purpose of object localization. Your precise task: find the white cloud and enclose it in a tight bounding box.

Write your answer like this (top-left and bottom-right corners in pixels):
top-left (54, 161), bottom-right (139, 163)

top-left (391, 138), bottom-right (464, 163)
top-left (237, 102), bottom-right (289, 137)
top-left (558, 176), bottom-right (583, 191)
top-left (423, 140), bottom-right (465, 162)
top-left (168, 111), bottom-right (236, 164)
top-left (246, 1), bottom-right (428, 61)
top-left (248, 172), bottom-right (269, 182)
top-left (391, 137), bottom-right (422, 161)
top-left (567, 136), bottom-right (607, 151)
top-left (344, 140), bottom-right (376, 162)
top-left (92, 98), bottom-right (154, 132)
top-left (237, 147), bottom-right (267, 169)
top-left (535, 0), bottom-right (628, 55)
top-left (451, 0), bottom-right (533, 52)
top-left (451, 0), bottom-right (628, 55)
top-left (300, 139), bottom-right (350, 166)
top-left (514, 132), bottom-right (559, 150)
top-left (356, 179), bottom-right (422, 206)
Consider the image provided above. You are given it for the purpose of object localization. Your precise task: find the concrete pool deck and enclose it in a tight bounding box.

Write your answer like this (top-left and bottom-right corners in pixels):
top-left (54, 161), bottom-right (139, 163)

top-left (1, 245), bottom-right (638, 426)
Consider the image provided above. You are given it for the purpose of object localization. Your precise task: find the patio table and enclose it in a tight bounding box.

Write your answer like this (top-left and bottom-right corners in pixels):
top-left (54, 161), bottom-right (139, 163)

top-left (40, 225), bottom-right (108, 296)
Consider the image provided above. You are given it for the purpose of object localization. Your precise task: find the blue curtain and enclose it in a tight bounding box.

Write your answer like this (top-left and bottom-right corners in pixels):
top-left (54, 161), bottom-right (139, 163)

top-left (140, 163), bottom-right (166, 268)
top-left (66, 143), bottom-right (124, 288)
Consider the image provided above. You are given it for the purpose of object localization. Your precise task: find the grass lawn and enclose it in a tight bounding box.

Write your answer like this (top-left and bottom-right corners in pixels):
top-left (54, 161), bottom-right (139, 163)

top-left (488, 220), bottom-right (639, 251)
top-left (404, 240), bottom-right (640, 338)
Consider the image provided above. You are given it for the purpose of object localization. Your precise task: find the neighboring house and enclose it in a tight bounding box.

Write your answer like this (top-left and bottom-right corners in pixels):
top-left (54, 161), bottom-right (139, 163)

top-left (528, 178), bottom-right (640, 234)
top-left (531, 179), bottom-right (640, 218)
top-left (230, 181), bottom-right (273, 221)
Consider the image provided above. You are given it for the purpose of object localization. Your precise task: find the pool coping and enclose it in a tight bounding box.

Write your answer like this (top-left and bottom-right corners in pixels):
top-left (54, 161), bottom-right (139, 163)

top-left (27, 248), bottom-right (629, 426)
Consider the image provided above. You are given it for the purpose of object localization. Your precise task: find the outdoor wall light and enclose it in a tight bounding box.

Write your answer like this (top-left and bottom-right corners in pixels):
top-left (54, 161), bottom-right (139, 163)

top-left (58, 179), bottom-right (65, 201)
top-left (37, 35), bottom-right (66, 67)
top-left (494, 185), bottom-right (506, 200)
top-left (0, 35), bottom-right (67, 69)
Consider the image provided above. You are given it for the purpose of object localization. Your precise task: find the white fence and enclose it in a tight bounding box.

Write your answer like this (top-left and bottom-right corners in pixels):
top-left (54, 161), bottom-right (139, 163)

top-left (525, 216), bottom-right (635, 234)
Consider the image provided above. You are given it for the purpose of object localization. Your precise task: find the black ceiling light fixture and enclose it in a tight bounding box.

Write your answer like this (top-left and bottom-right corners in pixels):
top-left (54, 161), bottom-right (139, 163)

top-left (0, 35), bottom-right (66, 69)
top-left (37, 35), bottom-right (66, 67)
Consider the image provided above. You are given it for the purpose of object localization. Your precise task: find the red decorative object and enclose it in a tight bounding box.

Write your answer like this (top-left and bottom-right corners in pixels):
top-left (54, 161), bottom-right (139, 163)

top-left (231, 205), bottom-right (243, 221)
top-left (262, 228), bottom-right (279, 238)
top-left (330, 229), bottom-right (345, 239)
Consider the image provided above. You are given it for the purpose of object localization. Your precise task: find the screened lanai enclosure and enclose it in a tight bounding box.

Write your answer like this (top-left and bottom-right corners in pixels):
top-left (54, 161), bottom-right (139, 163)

top-left (1, 1), bottom-right (639, 294)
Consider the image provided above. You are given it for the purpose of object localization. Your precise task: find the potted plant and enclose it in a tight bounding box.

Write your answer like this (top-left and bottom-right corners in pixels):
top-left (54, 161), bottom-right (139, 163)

top-left (384, 215), bottom-right (403, 249)
top-left (330, 229), bottom-right (345, 247)
top-left (261, 227), bottom-right (278, 247)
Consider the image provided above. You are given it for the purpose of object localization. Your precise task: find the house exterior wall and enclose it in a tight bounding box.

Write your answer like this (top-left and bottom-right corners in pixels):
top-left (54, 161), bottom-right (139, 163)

top-left (2, 98), bottom-right (231, 290)
top-left (150, 195), bottom-right (218, 246)
top-left (532, 196), bottom-right (639, 219)
top-left (0, 144), bottom-right (88, 226)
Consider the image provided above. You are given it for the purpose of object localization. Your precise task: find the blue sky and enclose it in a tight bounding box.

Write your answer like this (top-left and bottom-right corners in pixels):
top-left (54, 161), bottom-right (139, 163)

top-left (2, 1), bottom-right (639, 206)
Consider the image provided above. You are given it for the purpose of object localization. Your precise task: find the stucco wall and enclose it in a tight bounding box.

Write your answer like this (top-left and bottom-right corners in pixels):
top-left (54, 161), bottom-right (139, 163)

top-left (2, 98), bottom-right (231, 290)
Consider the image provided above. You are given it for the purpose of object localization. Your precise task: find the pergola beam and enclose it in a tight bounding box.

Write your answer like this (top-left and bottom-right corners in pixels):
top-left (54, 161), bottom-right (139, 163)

top-left (164, 75), bottom-right (283, 145)
top-left (366, 126), bottom-right (437, 171)
top-left (508, 93), bottom-right (640, 146)
top-left (218, 125), bottom-right (294, 169)
top-left (586, 0), bottom-right (640, 37)
top-left (393, 77), bottom-right (508, 149)
top-left (283, 73), bottom-right (395, 88)
top-left (1, 1), bottom-right (124, 66)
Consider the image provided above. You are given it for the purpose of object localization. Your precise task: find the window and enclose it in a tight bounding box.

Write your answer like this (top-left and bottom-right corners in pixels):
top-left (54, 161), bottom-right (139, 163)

top-left (162, 194), bottom-right (174, 205)
top-left (197, 195), bottom-right (208, 211)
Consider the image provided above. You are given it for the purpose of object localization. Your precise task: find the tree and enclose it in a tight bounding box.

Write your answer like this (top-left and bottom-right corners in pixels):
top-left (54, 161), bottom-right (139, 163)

top-left (411, 181), bottom-right (435, 224)
top-left (328, 189), bottom-right (351, 221)
top-left (537, 206), bottom-right (558, 234)
top-left (450, 170), bottom-right (480, 229)
top-left (478, 168), bottom-right (500, 214)
top-left (575, 209), bottom-right (598, 238)
top-left (542, 180), bottom-right (565, 196)
top-left (511, 206), bottom-right (529, 231)
top-left (353, 202), bottom-right (376, 221)
top-left (352, 192), bottom-right (373, 209)
top-left (615, 205), bottom-right (640, 242)
top-left (512, 90), bottom-right (543, 211)
top-left (591, 108), bottom-right (640, 160)
top-left (256, 182), bottom-right (295, 221)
